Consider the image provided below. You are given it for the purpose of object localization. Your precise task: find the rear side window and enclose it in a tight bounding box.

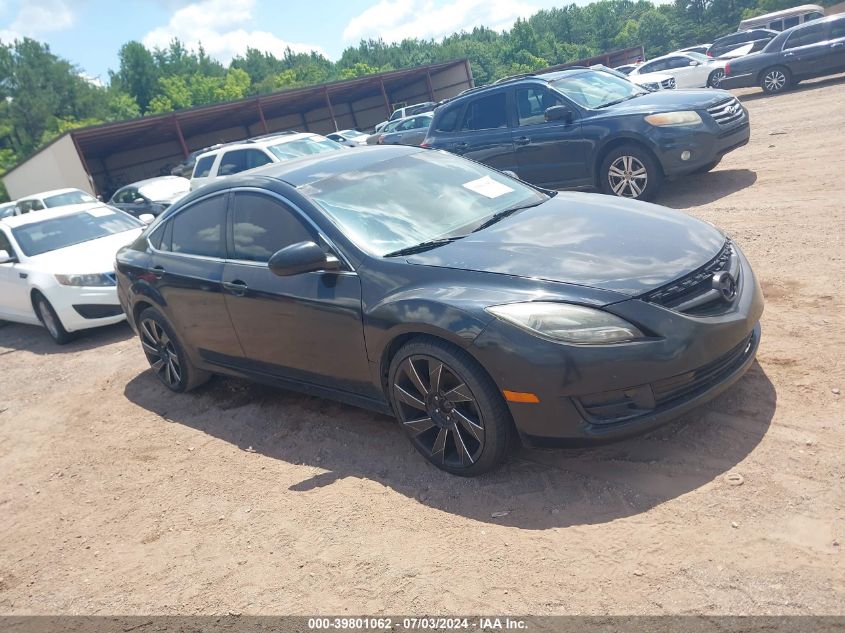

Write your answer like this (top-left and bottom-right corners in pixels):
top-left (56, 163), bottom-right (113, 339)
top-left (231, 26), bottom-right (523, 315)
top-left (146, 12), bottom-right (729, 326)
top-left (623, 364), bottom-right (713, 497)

top-left (806, 11), bottom-right (823, 21)
top-left (434, 106), bottom-right (462, 132)
top-left (193, 155), bottom-right (215, 178)
top-left (169, 195), bottom-right (226, 258)
top-left (231, 192), bottom-right (313, 262)
top-left (785, 23), bottom-right (826, 48)
top-left (639, 59), bottom-right (666, 73)
top-left (461, 93), bottom-right (508, 131)
top-left (218, 149), bottom-right (272, 176)
top-left (783, 16), bottom-right (800, 29)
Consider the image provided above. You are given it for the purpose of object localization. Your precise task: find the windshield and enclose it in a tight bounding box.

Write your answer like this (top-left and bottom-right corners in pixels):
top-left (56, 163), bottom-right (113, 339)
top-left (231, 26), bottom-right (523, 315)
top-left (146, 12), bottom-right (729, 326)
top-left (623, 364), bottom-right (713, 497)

top-left (267, 137), bottom-right (344, 161)
top-left (12, 207), bottom-right (142, 257)
top-left (302, 150), bottom-right (548, 257)
top-left (43, 190), bottom-right (97, 208)
top-left (139, 178), bottom-right (190, 201)
top-left (550, 70), bottom-right (646, 109)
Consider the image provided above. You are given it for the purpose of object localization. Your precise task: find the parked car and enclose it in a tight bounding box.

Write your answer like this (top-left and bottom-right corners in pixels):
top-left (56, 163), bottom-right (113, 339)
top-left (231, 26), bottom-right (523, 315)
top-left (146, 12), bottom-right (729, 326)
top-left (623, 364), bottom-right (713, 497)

top-left (367, 118), bottom-right (403, 144)
top-left (738, 4), bottom-right (824, 32)
top-left (0, 202), bottom-right (17, 219)
top-left (15, 188), bottom-right (97, 214)
top-left (326, 130), bottom-right (369, 147)
top-left (422, 68), bottom-right (750, 200)
top-left (678, 44), bottom-right (712, 55)
top-left (706, 29), bottom-right (778, 58)
top-left (171, 146), bottom-right (222, 178)
top-left (0, 204), bottom-right (145, 343)
top-left (721, 13), bottom-right (845, 94)
top-left (374, 101), bottom-right (438, 132)
top-left (627, 52), bottom-right (728, 88)
top-left (115, 145), bottom-right (763, 476)
top-left (190, 132), bottom-right (344, 190)
top-left (598, 64), bottom-right (676, 90)
top-left (109, 176), bottom-right (190, 218)
top-left (378, 114), bottom-right (433, 146)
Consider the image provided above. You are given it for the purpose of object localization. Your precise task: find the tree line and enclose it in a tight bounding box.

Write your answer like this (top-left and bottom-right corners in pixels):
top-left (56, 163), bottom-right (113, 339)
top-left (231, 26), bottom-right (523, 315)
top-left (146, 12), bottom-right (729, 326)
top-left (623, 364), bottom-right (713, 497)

top-left (0, 0), bottom-right (837, 199)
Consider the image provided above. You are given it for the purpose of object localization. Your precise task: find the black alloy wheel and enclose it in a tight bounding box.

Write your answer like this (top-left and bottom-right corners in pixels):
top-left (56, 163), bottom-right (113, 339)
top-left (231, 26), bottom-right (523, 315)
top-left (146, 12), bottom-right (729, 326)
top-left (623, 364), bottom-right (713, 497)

top-left (138, 307), bottom-right (209, 392)
top-left (389, 339), bottom-right (513, 476)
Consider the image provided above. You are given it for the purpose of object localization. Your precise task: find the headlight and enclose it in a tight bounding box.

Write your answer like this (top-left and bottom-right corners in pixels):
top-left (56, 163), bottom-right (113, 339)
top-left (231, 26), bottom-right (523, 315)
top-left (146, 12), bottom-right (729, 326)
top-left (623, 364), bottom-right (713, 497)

top-left (644, 111), bottom-right (703, 127)
top-left (485, 302), bottom-right (644, 345)
top-left (55, 273), bottom-right (115, 287)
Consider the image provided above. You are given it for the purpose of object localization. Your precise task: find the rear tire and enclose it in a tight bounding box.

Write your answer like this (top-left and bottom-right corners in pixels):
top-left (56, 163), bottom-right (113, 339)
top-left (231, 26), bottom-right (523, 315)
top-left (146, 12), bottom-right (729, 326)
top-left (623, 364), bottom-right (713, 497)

top-left (599, 144), bottom-right (663, 201)
top-left (761, 66), bottom-right (791, 94)
top-left (138, 307), bottom-right (210, 392)
top-left (34, 293), bottom-right (72, 344)
top-left (388, 338), bottom-right (514, 476)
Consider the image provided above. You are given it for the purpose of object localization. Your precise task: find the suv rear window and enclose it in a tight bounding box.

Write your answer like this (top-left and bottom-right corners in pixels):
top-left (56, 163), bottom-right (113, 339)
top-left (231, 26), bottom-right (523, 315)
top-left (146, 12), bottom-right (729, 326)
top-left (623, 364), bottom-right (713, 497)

top-left (193, 155), bottom-right (215, 178)
top-left (461, 93), bottom-right (508, 131)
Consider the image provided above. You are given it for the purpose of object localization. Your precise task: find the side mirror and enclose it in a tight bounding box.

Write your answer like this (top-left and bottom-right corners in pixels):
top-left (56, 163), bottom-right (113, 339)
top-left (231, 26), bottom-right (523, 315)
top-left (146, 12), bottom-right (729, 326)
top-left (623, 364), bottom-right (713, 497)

top-left (134, 198), bottom-right (146, 204)
top-left (268, 241), bottom-right (341, 277)
top-left (138, 214), bottom-right (155, 225)
top-left (0, 249), bottom-right (15, 264)
top-left (689, 60), bottom-right (700, 66)
top-left (545, 105), bottom-right (573, 123)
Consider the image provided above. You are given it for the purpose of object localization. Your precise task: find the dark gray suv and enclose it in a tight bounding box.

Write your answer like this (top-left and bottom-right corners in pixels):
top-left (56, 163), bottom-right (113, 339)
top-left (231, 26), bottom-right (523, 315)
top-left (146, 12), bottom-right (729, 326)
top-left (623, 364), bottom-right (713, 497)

top-left (422, 69), bottom-right (750, 200)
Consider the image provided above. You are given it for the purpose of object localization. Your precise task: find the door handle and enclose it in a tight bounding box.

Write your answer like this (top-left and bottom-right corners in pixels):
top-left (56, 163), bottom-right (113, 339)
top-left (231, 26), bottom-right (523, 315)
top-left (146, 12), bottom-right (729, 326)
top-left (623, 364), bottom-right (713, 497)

top-left (832, 42), bottom-right (845, 48)
top-left (783, 52), bottom-right (795, 57)
top-left (514, 136), bottom-right (531, 146)
top-left (222, 280), bottom-right (248, 296)
top-left (151, 265), bottom-right (165, 279)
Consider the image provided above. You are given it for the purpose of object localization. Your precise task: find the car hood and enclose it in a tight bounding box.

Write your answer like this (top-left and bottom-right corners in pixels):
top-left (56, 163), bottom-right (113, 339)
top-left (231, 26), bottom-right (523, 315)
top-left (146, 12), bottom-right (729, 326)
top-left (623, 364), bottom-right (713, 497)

top-left (25, 229), bottom-right (143, 274)
top-left (404, 193), bottom-right (726, 297)
top-left (594, 88), bottom-right (733, 116)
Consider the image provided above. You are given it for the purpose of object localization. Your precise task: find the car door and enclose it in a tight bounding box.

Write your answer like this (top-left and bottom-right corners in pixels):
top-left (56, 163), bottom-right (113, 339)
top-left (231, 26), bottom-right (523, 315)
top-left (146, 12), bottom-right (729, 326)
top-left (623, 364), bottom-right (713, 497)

top-left (0, 228), bottom-right (31, 320)
top-left (662, 56), bottom-right (700, 88)
top-left (510, 85), bottom-right (589, 187)
top-left (147, 192), bottom-right (244, 362)
top-left (782, 21), bottom-right (832, 76)
top-left (399, 116), bottom-right (431, 146)
top-left (826, 16), bottom-right (845, 71)
top-left (383, 117), bottom-right (418, 145)
top-left (221, 190), bottom-right (374, 395)
top-left (449, 90), bottom-right (518, 173)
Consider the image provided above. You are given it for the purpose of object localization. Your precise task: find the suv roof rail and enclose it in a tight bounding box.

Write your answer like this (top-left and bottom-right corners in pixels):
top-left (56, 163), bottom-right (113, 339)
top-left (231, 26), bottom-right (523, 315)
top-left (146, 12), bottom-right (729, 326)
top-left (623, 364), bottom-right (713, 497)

top-left (492, 73), bottom-right (538, 85)
top-left (246, 130), bottom-right (301, 142)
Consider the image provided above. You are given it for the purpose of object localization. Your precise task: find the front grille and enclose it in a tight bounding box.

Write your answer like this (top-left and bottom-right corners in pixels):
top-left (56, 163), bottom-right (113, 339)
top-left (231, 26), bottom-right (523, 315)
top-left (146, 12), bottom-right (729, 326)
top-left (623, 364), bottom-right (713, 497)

top-left (72, 304), bottom-right (124, 319)
top-left (577, 331), bottom-right (756, 424)
top-left (661, 77), bottom-right (676, 90)
top-left (707, 97), bottom-right (745, 127)
top-left (642, 240), bottom-right (739, 316)
top-left (651, 332), bottom-right (755, 406)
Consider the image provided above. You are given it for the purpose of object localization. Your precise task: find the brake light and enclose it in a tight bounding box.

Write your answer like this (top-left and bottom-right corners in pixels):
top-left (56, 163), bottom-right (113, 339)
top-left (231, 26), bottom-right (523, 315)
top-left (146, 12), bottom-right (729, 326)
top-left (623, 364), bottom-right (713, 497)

top-left (724, 62), bottom-right (731, 75)
top-left (420, 142), bottom-right (430, 148)
top-left (707, 51), bottom-right (713, 57)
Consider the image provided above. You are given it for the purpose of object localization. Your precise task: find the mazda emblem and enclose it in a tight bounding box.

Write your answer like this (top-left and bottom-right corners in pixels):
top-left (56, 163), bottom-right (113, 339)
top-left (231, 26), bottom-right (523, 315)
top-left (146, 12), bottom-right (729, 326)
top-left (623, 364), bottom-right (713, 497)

top-left (712, 271), bottom-right (737, 301)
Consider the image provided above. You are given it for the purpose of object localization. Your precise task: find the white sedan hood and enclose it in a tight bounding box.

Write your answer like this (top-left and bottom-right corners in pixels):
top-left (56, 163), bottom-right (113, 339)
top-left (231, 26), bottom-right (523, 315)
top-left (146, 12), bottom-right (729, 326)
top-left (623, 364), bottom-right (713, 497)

top-left (26, 229), bottom-right (143, 275)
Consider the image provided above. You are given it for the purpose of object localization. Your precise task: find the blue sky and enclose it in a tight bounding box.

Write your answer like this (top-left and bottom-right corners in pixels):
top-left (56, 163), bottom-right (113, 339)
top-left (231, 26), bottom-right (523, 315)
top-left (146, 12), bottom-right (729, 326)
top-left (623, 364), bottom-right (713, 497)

top-left (0, 0), bottom-right (585, 82)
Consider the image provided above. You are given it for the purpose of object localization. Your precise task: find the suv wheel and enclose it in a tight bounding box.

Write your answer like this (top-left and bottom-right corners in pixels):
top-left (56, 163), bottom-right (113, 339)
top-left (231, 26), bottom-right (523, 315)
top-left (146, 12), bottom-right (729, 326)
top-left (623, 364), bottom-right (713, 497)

top-left (388, 338), bottom-right (514, 476)
top-left (761, 66), bottom-right (791, 94)
top-left (600, 145), bottom-right (663, 201)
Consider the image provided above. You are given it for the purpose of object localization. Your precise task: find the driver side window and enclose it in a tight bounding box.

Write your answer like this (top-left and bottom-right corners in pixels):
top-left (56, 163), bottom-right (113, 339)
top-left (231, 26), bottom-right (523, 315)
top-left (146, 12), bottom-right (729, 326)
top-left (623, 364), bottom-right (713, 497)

top-left (231, 192), bottom-right (314, 262)
top-left (515, 87), bottom-right (564, 126)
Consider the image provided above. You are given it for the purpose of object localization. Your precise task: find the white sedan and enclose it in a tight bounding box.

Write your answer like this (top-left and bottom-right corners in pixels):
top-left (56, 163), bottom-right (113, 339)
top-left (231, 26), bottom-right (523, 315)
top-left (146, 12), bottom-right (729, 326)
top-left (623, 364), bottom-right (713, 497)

top-left (627, 52), bottom-right (728, 89)
top-left (0, 203), bottom-right (145, 343)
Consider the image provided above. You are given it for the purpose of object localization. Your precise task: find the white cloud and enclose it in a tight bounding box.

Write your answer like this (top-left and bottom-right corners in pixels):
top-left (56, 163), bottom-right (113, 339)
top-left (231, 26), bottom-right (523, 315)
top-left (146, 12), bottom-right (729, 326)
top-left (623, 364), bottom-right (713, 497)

top-left (343, 0), bottom-right (540, 43)
top-left (143, 0), bottom-right (326, 63)
top-left (0, 0), bottom-right (75, 42)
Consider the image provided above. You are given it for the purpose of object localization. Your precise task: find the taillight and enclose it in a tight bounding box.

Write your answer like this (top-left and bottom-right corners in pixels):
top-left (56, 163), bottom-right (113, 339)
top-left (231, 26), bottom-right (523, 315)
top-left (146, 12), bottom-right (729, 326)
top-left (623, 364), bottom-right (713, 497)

top-left (724, 62), bottom-right (731, 75)
top-left (420, 142), bottom-right (430, 148)
top-left (707, 51), bottom-right (713, 57)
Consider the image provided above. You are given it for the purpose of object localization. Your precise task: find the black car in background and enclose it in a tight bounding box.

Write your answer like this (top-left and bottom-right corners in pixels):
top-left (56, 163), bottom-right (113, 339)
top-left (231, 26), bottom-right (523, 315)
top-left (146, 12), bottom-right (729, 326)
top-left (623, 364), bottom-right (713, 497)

top-left (115, 146), bottom-right (763, 476)
top-left (422, 68), bottom-right (750, 200)
top-left (706, 29), bottom-right (778, 58)
top-left (721, 13), bottom-right (845, 94)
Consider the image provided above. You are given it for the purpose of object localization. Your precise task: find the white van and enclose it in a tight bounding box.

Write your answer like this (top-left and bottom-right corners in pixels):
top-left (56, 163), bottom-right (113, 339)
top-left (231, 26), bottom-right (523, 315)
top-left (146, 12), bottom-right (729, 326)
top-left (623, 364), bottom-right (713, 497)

top-left (738, 4), bottom-right (824, 31)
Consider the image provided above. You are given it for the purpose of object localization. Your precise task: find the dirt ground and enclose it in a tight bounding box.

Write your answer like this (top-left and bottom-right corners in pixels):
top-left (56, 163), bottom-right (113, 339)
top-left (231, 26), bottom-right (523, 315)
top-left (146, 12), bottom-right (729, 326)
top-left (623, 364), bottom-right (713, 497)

top-left (1, 76), bottom-right (844, 617)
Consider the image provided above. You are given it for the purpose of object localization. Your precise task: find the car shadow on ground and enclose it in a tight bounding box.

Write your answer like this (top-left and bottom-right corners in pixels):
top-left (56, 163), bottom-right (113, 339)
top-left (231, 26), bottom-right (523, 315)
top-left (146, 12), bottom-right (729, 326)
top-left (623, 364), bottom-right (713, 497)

top-left (0, 320), bottom-right (133, 356)
top-left (735, 72), bottom-right (845, 104)
top-left (658, 168), bottom-right (757, 208)
top-left (123, 360), bottom-right (775, 530)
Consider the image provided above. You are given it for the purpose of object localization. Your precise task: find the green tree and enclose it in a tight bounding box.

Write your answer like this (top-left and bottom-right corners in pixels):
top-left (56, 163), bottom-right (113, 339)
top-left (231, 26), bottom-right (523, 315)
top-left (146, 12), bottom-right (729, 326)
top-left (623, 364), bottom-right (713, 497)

top-left (112, 41), bottom-right (159, 111)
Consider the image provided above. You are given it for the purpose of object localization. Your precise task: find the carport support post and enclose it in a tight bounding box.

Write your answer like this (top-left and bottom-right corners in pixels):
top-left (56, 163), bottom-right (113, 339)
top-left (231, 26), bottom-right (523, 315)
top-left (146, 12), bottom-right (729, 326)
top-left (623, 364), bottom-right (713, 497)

top-left (425, 70), bottom-right (435, 101)
top-left (172, 115), bottom-right (189, 158)
top-left (71, 132), bottom-right (96, 195)
top-left (256, 98), bottom-right (269, 134)
top-left (379, 78), bottom-right (391, 118)
top-left (349, 103), bottom-right (359, 129)
top-left (325, 88), bottom-right (338, 132)
top-left (464, 59), bottom-right (475, 88)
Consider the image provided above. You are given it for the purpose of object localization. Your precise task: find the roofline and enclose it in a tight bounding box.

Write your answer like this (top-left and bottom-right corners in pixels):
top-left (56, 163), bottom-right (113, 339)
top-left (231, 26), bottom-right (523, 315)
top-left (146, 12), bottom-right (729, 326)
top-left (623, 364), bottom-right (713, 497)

top-left (2, 58), bottom-right (470, 180)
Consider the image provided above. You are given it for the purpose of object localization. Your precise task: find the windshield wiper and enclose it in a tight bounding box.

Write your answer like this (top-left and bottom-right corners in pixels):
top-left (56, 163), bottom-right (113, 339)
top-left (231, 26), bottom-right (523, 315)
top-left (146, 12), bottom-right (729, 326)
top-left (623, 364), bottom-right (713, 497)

top-left (471, 200), bottom-right (545, 233)
top-left (383, 236), bottom-right (466, 257)
top-left (595, 94), bottom-right (644, 109)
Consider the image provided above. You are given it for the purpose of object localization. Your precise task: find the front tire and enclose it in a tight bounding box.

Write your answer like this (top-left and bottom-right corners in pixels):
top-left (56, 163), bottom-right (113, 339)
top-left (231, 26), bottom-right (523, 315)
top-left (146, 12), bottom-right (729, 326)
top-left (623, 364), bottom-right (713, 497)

top-left (34, 293), bottom-right (72, 344)
top-left (707, 69), bottom-right (725, 88)
top-left (388, 338), bottom-right (514, 476)
top-left (761, 66), bottom-right (791, 94)
top-left (600, 144), bottom-right (663, 201)
top-left (138, 307), bottom-right (210, 392)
